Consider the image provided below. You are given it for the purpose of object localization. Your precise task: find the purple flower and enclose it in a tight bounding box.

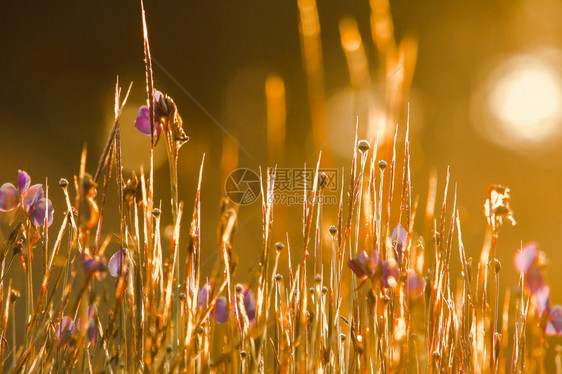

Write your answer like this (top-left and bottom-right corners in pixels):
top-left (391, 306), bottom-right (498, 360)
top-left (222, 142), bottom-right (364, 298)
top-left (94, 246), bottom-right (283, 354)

top-left (347, 251), bottom-right (371, 280)
top-left (382, 259), bottom-right (399, 289)
top-left (198, 282), bottom-right (211, 308)
top-left (0, 183), bottom-right (17, 212)
top-left (82, 252), bottom-right (107, 281)
top-left (135, 89), bottom-right (164, 136)
top-left (198, 282), bottom-right (228, 324)
top-left (108, 250), bottom-right (129, 287)
top-left (514, 242), bottom-right (537, 274)
top-left (347, 250), bottom-right (381, 280)
top-left (56, 316), bottom-right (75, 349)
top-left (77, 306), bottom-right (98, 344)
top-left (213, 297), bottom-right (229, 324)
top-left (406, 269), bottom-right (426, 299)
top-left (546, 305), bottom-right (562, 336)
top-left (108, 250), bottom-right (127, 278)
top-left (0, 170), bottom-right (53, 227)
top-left (513, 242), bottom-right (545, 295)
top-left (535, 285), bottom-right (551, 318)
top-left (391, 224), bottom-right (408, 262)
top-left (234, 284), bottom-right (256, 324)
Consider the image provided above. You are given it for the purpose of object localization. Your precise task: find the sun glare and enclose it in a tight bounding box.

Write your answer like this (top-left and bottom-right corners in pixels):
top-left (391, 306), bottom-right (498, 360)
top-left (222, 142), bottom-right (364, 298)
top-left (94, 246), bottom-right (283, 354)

top-left (488, 54), bottom-right (562, 142)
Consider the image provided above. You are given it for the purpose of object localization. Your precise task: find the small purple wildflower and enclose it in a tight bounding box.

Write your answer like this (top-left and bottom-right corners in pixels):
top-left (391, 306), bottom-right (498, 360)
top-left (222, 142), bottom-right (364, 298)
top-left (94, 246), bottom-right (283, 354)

top-left (513, 242), bottom-right (545, 295)
top-left (234, 284), bottom-right (256, 324)
top-left (81, 252), bottom-right (107, 281)
top-left (108, 250), bottom-right (127, 278)
top-left (546, 305), bottom-right (562, 336)
top-left (0, 183), bottom-right (17, 212)
top-left (243, 287), bottom-right (256, 323)
top-left (535, 285), bottom-right (551, 318)
top-left (514, 242), bottom-right (537, 274)
top-left (198, 282), bottom-right (228, 324)
top-left (108, 250), bottom-right (129, 287)
top-left (77, 306), bottom-right (98, 344)
top-left (391, 224), bottom-right (408, 262)
top-left (135, 89), bottom-right (164, 136)
top-left (213, 297), bottom-right (229, 324)
top-left (56, 316), bottom-right (75, 349)
top-left (406, 269), bottom-right (426, 299)
top-left (198, 282), bottom-right (211, 308)
top-left (0, 170), bottom-right (54, 227)
top-left (347, 249), bottom-right (381, 280)
top-left (347, 251), bottom-right (371, 280)
top-left (382, 259), bottom-right (399, 289)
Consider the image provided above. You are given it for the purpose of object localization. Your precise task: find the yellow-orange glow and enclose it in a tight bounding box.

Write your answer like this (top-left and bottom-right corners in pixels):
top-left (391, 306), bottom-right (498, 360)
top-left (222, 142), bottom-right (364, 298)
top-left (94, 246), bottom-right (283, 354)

top-left (489, 56), bottom-right (562, 141)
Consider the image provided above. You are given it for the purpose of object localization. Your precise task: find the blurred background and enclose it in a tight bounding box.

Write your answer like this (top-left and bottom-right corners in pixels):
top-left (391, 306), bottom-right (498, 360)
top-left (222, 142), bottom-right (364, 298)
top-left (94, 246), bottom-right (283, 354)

top-left (2, 0), bottom-right (562, 340)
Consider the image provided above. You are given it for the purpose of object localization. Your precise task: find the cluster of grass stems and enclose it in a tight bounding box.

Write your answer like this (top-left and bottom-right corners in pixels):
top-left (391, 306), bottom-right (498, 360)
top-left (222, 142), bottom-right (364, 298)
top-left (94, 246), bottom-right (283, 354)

top-left (0, 1), bottom-right (560, 373)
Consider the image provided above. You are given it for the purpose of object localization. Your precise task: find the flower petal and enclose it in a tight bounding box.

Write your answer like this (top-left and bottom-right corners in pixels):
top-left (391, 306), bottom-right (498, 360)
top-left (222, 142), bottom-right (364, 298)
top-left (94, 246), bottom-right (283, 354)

top-left (108, 250), bottom-right (124, 278)
top-left (0, 183), bottom-right (17, 212)
top-left (535, 285), bottom-right (551, 317)
top-left (198, 282), bottom-right (212, 308)
top-left (213, 297), bottom-right (229, 324)
top-left (243, 288), bottom-right (256, 323)
top-left (30, 198), bottom-right (53, 227)
top-left (391, 224), bottom-right (408, 262)
top-left (22, 184), bottom-right (43, 213)
top-left (546, 305), bottom-right (562, 336)
top-left (56, 316), bottom-right (75, 349)
top-left (526, 265), bottom-right (545, 295)
top-left (81, 253), bottom-right (107, 280)
top-left (135, 105), bottom-right (161, 136)
top-left (514, 242), bottom-right (538, 275)
top-left (382, 259), bottom-right (399, 289)
top-left (407, 269), bottom-right (426, 299)
top-left (18, 170), bottom-right (31, 193)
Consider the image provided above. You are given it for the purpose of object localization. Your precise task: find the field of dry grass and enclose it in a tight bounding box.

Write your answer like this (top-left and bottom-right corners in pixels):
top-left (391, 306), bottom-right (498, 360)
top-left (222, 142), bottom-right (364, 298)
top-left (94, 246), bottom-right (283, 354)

top-left (0, 1), bottom-right (561, 373)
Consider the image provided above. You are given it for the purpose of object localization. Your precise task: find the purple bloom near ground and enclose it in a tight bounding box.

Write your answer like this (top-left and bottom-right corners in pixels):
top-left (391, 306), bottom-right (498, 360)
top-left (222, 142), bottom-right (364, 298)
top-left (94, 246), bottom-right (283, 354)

top-left (108, 250), bottom-right (127, 278)
top-left (382, 259), bottom-right (399, 289)
top-left (391, 224), bottom-right (408, 261)
top-left (406, 269), bottom-right (426, 299)
top-left (198, 282), bottom-right (255, 325)
top-left (82, 252), bottom-right (107, 281)
top-left (56, 316), bottom-right (75, 349)
top-left (347, 251), bottom-right (371, 280)
top-left (77, 306), bottom-right (98, 344)
top-left (213, 297), bottom-right (229, 324)
top-left (546, 305), bottom-right (562, 336)
top-left (0, 170), bottom-right (54, 226)
top-left (513, 242), bottom-right (562, 336)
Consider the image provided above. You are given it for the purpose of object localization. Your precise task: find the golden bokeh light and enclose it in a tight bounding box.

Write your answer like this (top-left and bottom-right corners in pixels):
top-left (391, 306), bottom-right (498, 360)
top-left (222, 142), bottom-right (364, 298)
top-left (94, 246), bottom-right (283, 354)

top-left (472, 50), bottom-right (562, 152)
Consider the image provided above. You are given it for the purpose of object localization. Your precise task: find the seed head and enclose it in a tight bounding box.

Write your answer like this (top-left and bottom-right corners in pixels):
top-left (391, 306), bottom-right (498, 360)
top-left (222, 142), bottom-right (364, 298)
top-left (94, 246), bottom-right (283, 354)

top-left (358, 140), bottom-right (370, 153)
top-left (152, 208), bottom-right (161, 218)
top-left (275, 242), bottom-right (284, 252)
top-left (378, 160), bottom-right (387, 170)
top-left (329, 225), bottom-right (337, 236)
top-left (59, 178), bottom-right (69, 189)
top-left (494, 259), bottom-right (502, 273)
top-left (9, 289), bottom-right (21, 304)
